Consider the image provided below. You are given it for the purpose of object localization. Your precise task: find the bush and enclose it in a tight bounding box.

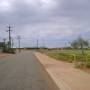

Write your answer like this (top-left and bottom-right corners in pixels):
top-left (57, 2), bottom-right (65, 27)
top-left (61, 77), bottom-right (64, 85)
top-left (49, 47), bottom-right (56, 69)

top-left (85, 62), bottom-right (90, 68)
top-left (3, 48), bottom-right (16, 54)
top-left (75, 62), bottom-right (85, 68)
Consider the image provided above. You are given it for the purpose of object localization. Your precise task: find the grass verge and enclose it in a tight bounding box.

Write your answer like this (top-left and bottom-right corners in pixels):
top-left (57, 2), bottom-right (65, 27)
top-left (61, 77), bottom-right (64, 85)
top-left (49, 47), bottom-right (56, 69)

top-left (38, 49), bottom-right (90, 68)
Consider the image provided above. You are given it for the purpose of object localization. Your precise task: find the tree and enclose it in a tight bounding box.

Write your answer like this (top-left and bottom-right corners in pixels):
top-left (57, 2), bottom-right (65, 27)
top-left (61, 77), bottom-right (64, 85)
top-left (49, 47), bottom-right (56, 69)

top-left (71, 37), bottom-right (89, 54)
top-left (71, 40), bottom-right (79, 49)
top-left (0, 42), bottom-right (4, 50)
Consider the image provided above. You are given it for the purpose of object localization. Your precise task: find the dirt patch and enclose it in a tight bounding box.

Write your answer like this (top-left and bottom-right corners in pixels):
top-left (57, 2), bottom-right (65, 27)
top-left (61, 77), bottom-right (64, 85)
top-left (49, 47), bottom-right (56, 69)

top-left (81, 68), bottom-right (90, 74)
top-left (0, 53), bottom-right (10, 59)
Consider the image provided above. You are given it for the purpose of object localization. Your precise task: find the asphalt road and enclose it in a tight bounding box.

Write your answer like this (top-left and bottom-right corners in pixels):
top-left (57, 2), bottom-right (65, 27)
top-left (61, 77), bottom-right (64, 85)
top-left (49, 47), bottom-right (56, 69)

top-left (0, 51), bottom-right (59, 90)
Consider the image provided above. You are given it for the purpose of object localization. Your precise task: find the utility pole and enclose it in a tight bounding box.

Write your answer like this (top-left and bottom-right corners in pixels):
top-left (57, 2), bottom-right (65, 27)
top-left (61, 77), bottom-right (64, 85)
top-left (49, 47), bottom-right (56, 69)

top-left (42, 38), bottom-right (45, 48)
top-left (6, 26), bottom-right (12, 49)
top-left (17, 36), bottom-right (21, 52)
top-left (11, 38), bottom-right (14, 48)
top-left (3, 38), bottom-right (6, 44)
top-left (37, 39), bottom-right (39, 49)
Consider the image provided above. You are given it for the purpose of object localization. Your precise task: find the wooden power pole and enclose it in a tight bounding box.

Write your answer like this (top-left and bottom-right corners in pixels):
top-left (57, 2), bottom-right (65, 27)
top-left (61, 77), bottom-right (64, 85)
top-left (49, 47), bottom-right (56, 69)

top-left (6, 26), bottom-right (12, 48)
top-left (17, 36), bottom-right (21, 52)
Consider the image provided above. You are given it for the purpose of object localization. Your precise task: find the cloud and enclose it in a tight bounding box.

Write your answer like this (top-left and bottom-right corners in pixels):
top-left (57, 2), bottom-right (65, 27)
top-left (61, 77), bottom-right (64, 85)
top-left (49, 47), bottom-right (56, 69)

top-left (0, 0), bottom-right (90, 47)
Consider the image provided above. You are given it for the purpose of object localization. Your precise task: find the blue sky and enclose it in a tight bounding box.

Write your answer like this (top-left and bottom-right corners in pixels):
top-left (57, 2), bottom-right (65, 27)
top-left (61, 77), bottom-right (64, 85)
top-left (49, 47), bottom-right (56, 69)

top-left (0, 0), bottom-right (90, 48)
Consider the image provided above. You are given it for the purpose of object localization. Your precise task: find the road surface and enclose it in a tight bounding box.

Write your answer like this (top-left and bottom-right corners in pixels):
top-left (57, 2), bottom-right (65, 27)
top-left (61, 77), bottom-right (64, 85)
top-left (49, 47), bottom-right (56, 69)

top-left (0, 51), bottom-right (59, 90)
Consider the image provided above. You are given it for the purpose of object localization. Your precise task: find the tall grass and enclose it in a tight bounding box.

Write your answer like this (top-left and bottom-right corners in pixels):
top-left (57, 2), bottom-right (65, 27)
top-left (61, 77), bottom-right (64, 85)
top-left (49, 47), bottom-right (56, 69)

top-left (38, 49), bottom-right (90, 68)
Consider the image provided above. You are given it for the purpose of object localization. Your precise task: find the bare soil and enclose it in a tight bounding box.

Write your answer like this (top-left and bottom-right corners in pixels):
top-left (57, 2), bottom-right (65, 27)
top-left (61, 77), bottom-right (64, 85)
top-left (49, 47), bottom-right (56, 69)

top-left (0, 53), bottom-right (10, 59)
top-left (81, 68), bottom-right (90, 74)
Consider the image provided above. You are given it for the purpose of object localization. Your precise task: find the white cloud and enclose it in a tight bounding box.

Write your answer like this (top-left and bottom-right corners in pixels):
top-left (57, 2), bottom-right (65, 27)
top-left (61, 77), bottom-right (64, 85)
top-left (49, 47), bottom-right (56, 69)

top-left (40, 0), bottom-right (57, 8)
top-left (0, 0), bottom-right (90, 47)
top-left (0, 0), bottom-right (14, 12)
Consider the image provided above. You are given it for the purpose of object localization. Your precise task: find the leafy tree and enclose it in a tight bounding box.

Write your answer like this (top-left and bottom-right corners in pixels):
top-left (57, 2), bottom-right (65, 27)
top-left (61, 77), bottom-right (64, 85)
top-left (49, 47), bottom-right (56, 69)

top-left (71, 37), bottom-right (89, 54)
top-left (71, 40), bottom-right (79, 49)
top-left (0, 42), bottom-right (4, 48)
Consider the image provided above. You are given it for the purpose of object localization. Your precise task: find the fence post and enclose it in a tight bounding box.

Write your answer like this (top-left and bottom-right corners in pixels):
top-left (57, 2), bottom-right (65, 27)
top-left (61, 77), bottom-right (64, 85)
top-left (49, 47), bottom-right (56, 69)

top-left (72, 54), bottom-right (76, 64)
top-left (85, 55), bottom-right (88, 67)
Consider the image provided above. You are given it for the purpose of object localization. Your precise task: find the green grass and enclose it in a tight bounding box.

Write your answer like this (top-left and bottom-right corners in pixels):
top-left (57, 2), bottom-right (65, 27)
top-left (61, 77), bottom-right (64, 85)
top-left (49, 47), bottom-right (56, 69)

top-left (38, 49), bottom-right (90, 68)
top-left (47, 49), bottom-right (90, 55)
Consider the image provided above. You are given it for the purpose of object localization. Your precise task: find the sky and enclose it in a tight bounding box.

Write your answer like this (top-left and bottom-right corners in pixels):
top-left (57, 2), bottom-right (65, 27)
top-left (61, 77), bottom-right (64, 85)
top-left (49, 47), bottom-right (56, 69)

top-left (0, 0), bottom-right (90, 48)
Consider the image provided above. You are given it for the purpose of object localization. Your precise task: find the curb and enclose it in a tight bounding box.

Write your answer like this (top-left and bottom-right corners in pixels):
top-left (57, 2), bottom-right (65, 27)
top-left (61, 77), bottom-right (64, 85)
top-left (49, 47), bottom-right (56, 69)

top-left (34, 52), bottom-right (72, 90)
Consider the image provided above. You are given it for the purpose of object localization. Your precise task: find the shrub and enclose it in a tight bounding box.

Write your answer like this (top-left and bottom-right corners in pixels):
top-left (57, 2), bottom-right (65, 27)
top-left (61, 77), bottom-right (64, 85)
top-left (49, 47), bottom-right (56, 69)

top-left (75, 62), bottom-right (85, 68)
top-left (85, 62), bottom-right (90, 68)
top-left (3, 48), bottom-right (16, 54)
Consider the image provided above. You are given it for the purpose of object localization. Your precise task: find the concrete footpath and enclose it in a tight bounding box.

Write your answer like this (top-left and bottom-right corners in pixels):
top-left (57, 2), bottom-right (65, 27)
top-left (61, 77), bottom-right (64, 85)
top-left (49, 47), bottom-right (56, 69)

top-left (35, 52), bottom-right (90, 90)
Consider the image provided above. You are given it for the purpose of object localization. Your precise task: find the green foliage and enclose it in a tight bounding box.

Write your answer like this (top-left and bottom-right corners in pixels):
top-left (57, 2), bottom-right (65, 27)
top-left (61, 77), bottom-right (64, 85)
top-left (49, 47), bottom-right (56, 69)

top-left (85, 62), bottom-right (90, 68)
top-left (0, 41), bottom-right (16, 54)
top-left (71, 37), bottom-right (89, 49)
top-left (39, 49), bottom-right (90, 68)
top-left (5, 48), bottom-right (16, 54)
top-left (3, 47), bottom-right (16, 54)
top-left (0, 42), bottom-right (4, 48)
top-left (75, 62), bottom-right (85, 68)
top-left (71, 37), bottom-right (89, 55)
top-left (71, 40), bottom-right (79, 49)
